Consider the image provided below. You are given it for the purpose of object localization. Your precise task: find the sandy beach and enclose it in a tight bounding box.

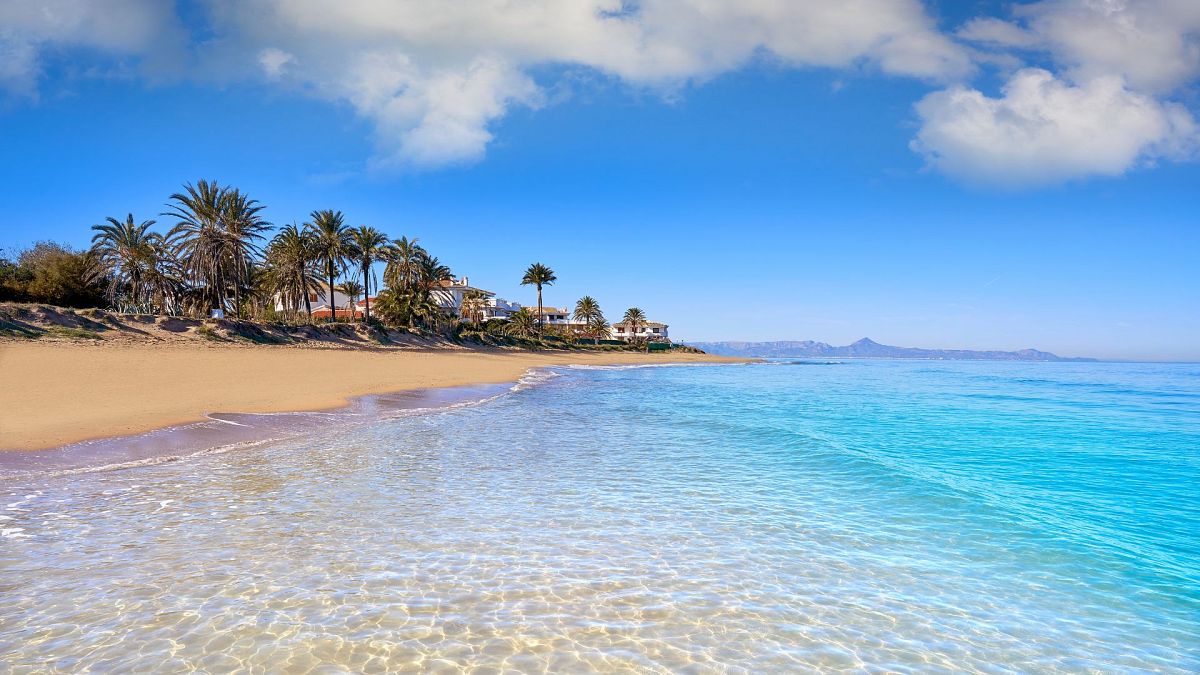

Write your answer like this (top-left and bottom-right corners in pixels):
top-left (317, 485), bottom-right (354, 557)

top-left (0, 341), bottom-right (739, 451)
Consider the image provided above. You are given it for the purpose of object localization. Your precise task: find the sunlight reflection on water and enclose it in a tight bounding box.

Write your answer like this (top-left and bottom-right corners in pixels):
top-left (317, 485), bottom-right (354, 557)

top-left (1, 360), bottom-right (1197, 672)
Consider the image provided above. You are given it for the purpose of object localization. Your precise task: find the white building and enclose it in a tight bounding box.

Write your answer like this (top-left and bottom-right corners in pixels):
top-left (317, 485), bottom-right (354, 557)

top-left (610, 320), bottom-right (669, 341)
top-left (528, 306), bottom-right (573, 326)
top-left (432, 276), bottom-right (494, 316)
top-left (275, 276), bottom-right (498, 320)
top-left (481, 297), bottom-right (523, 321)
top-left (523, 307), bottom-right (671, 341)
top-left (273, 277), bottom-right (671, 340)
top-left (273, 282), bottom-right (369, 320)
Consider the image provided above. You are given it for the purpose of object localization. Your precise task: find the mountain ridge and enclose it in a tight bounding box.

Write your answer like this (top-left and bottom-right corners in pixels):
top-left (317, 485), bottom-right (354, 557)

top-left (685, 337), bottom-right (1096, 361)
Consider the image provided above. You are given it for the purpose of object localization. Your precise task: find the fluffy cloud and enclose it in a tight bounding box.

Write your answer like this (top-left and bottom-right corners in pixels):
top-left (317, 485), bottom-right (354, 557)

top-left (337, 53), bottom-right (543, 167)
top-left (911, 68), bottom-right (1197, 186)
top-left (956, 18), bottom-right (1041, 49)
top-left (958, 0), bottom-right (1200, 93)
top-left (920, 0), bottom-right (1200, 185)
top-left (257, 48), bottom-right (294, 80)
top-left (0, 0), bottom-right (184, 96)
top-left (198, 0), bottom-right (972, 168)
top-left (5, 0), bottom-right (1199, 185)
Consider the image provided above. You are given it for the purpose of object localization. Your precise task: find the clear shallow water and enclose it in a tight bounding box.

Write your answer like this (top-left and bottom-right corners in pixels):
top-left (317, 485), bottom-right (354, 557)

top-left (1, 360), bottom-right (1198, 673)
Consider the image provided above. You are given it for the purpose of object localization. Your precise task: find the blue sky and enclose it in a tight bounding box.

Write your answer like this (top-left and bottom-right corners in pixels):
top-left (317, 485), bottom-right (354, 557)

top-left (1, 1), bottom-right (1198, 360)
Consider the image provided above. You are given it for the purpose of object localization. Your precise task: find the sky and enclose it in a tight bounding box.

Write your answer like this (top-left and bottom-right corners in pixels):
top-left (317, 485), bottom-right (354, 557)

top-left (0, 0), bottom-right (1197, 361)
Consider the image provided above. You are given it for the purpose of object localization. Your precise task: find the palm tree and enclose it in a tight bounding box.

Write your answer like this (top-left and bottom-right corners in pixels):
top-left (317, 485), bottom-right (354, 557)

top-left (339, 280), bottom-right (363, 320)
top-left (140, 234), bottom-right (182, 314)
top-left (243, 264), bottom-right (274, 320)
top-left (264, 223), bottom-right (322, 321)
top-left (165, 180), bottom-right (227, 314)
top-left (410, 292), bottom-right (449, 330)
top-left (90, 214), bottom-right (158, 311)
top-left (374, 286), bottom-right (446, 330)
top-left (220, 188), bottom-right (271, 319)
top-left (414, 254), bottom-right (453, 329)
top-left (505, 307), bottom-right (538, 339)
top-left (459, 289), bottom-right (488, 325)
top-left (418, 254), bottom-right (452, 292)
top-left (349, 226), bottom-right (390, 322)
top-left (375, 239), bottom-right (453, 330)
top-left (372, 288), bottom-right (400, 326)
top-left (383, 236), bottom-right (423, 294)
top-left (305, 210), bottom-right (353, 322)
top-left (622, 307), bottom-right (647, 343)
top-left (573, 296), bottom-right (602, 337)
top-left (586, 314), bottom-right (611, 341)
top-left (520, 263), bottom-right (556, 334)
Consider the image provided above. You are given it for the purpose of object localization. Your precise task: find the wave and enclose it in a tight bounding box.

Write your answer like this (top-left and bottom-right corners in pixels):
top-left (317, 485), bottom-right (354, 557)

top-left (14, 436), bottom-right (286, 480)
top-left (2, 360), bottom-right (748, 480)
top-left (0, 367), bottom-right (566, 481)
top-left (562, 361), bottom-right (740, 371)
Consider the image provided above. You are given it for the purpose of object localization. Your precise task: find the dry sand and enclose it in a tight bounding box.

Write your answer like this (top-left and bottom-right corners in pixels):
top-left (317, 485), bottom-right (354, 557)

top-left (0, 341), bottom-right (741, 451)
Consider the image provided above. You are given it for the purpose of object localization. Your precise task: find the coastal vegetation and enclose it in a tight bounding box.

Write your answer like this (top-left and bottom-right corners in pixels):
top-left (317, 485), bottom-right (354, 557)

top-left (263, 224), bottom-right (322, 321)
top-left (307, 208), bottom-right (353, 321)
top-left (1, 180), bottom-right (674, 349)
top-left (573, 296), bottom-right (610, 341)
top-left (0, 242), bottom-right (107, 308)
top-left (520, 263), bottom-right (556, 334)
top-left (348, 226), bottom-right (389, 322)
top-left (621, 307), bottom-right (648, 343)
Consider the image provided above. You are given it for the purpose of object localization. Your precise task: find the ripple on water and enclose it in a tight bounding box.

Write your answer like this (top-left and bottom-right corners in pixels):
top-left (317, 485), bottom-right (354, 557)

top-left (0, 360), bottom-right (1197, 673)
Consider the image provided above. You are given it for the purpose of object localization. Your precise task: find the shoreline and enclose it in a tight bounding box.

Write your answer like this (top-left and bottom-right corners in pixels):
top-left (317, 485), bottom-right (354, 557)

top-left (0, 341), bottom-right (744, 453)
top-left (0, 378), bottom-right (526, 479)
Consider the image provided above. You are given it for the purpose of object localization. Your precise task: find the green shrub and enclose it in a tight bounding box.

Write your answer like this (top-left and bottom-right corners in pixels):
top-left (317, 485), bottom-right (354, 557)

top-left (196, 324), bottom-right (225, 341)
top-left (46, 326), bottom-right (102, 340)
top-left (1, 242), bottom-right (107, 307)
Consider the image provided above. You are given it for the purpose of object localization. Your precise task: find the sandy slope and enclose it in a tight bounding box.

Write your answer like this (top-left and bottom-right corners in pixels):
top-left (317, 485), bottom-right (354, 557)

top-left (0, 342), bottom-right (740, 451)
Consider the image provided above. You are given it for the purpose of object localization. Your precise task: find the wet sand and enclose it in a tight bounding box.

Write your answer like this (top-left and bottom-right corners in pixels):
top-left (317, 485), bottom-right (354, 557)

top-left (0, 342), bottom-right (739, 452)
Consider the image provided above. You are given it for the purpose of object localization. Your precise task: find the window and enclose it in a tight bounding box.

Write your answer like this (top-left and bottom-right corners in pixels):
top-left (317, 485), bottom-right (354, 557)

top-left (652, 328), bottom-right (660, 333)
top-left (309, 293), bottom-right (318, 302)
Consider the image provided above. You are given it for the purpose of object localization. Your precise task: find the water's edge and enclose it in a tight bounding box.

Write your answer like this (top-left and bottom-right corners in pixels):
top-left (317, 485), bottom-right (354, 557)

top-left (0, 376), bottom-right (546, 480)
top-left (2, 359), bottom-right (1196, 671)
top-left (0, 362), bottom-right (736, 480)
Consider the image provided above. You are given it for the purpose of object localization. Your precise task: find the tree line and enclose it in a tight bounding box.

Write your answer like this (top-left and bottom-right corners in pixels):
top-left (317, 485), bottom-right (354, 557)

top-left (0, 179), bottom-right (654, 341)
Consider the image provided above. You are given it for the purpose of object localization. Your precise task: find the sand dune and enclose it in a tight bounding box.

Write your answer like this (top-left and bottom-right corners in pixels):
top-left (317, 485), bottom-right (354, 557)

top-left (0, 341), bottom-right (739, 451)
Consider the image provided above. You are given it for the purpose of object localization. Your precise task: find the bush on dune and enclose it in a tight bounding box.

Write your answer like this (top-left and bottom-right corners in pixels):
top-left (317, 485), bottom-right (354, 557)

top-left (0, 243), bottom-right (107, 308)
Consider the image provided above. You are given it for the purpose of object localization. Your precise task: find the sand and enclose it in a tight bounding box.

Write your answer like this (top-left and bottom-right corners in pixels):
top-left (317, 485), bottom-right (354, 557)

top-left (0, 342), bottom-right (740, 451)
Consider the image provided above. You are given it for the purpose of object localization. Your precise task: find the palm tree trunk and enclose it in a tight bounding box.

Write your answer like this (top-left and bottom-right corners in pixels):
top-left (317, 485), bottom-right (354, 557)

top-left (303, 278), bottom-right (312, 321)
top-left (537, 285), bottom-right (543, 336)
top-left (214, 265), bottom-right (225, 316)
top-left (328, 263), bottom-right (336, 324)
top-left (362, 264), bottom-right (371, 322)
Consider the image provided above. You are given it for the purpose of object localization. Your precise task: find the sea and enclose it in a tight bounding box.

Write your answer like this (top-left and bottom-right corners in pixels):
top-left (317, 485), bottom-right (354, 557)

top-left (1, 359), bottom-right (1197, 672)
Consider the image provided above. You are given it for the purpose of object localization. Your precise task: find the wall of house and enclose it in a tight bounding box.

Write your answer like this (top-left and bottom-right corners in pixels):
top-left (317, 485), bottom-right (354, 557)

top-left (274, 286), bottom-right (370, 315)
top-left (611, 325), bottom-right (669, 340)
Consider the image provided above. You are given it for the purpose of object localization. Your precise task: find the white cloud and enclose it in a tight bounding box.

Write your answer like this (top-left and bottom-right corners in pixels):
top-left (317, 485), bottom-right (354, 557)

top-left (956, 18), bottom-right (1041, 49)
top-left (931, 1), bottom-right (1200, 185)
top-left (257, 48), bottom-right (294, 79)
top-left (199, 0), bottom-right (972, 168)
top-left (959, 0), bottom-right (1200, 93)
top-left (0, 33), bottom-right (39, 95)
top-left (0, 0), bottom-right (185, 97)
top-left (5, 0), bottom-right (1199, 185)
top-left (338, 53), bottom-right (543, 167)
top-left (911, 68), bottom-right (1198, 186)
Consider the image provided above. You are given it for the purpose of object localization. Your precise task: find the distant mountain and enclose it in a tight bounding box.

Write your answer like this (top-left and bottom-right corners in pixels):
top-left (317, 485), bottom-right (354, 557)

top-left (685, 337), bottom-right (1096, 362)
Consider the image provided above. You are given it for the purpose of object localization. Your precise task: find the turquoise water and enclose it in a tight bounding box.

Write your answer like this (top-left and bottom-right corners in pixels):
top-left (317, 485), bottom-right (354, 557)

top-left (2, 360), bottom-right (1198, 672)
